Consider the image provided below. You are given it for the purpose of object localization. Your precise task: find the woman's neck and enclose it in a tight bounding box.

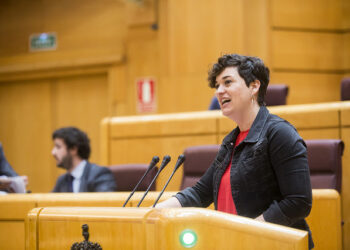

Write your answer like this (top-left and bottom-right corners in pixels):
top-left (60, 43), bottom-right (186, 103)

top-left (233, 104), bottom-right (260, 132)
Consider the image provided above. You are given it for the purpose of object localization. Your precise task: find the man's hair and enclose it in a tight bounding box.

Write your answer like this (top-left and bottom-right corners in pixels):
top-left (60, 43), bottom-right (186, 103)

top-left (208, 54), bottom-right (270, 106)
top-left (52, 127), bottom-right (91, 160)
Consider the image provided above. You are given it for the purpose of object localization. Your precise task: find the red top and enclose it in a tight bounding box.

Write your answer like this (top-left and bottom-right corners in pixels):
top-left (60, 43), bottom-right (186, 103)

top-left (217, 130), bottom-right (250, 214)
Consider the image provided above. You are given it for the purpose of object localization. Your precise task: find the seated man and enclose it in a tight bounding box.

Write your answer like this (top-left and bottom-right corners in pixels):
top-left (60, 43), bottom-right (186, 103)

top-left (51, 127), bottom-right (117, 192)
top-left (0, 142), bottom-right (28, 193)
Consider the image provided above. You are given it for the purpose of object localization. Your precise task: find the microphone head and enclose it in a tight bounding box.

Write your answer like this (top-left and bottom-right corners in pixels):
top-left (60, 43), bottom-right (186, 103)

top-left (160, 155), bottom-right (171, 170)
top-left (151, 156), bottom-right (160, 165)
top-left (175, 154), bottom-right (186, 170)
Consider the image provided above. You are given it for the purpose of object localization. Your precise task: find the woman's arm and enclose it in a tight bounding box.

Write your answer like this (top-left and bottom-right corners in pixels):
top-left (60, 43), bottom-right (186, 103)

top-left (263, 121), bottom-right (312, 226)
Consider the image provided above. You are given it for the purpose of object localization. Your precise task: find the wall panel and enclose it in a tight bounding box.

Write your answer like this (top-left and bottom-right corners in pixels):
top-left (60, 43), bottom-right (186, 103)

top-left (52, 74), bottom-right (109, 166)
top-left (163, 0), bottom-right (244, 77)
top-left (0, 0), bottom-right (126, 66)
top-left (270, 72), bottom-right (343, 104)
top-left (272, 31), bottom-right (344, 71)
top-left (0, 80), bottom-right (53, 192)
top-left (0, 222), bottom-right (25, 250)
top-left (158, 75), bottom-right (215, 113)
top-left (344, 32), bottom-right (350, 71)
top-left (341, 128), bottom-right (350, 250)
top-left (271, 0), bottom-right (343, 30)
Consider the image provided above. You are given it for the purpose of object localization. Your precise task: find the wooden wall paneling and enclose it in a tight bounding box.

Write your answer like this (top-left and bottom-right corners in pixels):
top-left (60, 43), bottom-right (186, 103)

top-left (51, 74), bottom-right (109, 181)
top-left (342, 0), bottom-right (350, 29)
top-left (341, 106), bottom-right (350, 126)
top-left (341, 127), bottom-right (350, 250)
top-left (0, 0), bottom-right (126, 67)
top-left (272, 31), bottom-right (344, 71)
top-left (0, 196), bottom-right (36, 250)
top-left (242, 0), bottom-right (271, 63)
top-left (0, 80), bottom-right (54, 193)
top-left (271, 105), bottom-right (340, 128)
top-left (0, 222), bottom-right (25, 249)
top-left (36, 193), bottom-right (127, 207)
top-left (126, 25), bottom-right (159, 115)
top-left (0, 0), bottom-right (43, 57)
top-left (297, 129), bottom-right (340, 140)
top-left (125, 0), bottom-right (155, 27)
top-left (37, 218), bottom-right (143, 249)
top-left (164, 0), bottom-right (245, 77)
top-left (156, 0), bottom-right (247, 113)
top-left (108, 64), bottom-right (127, 116)
top-left (271, 0), bottom-right (343, 30)
top-left (100, 118), bottom-right (110, 166)
top-left (344, 32), bottom-right (350, 71)
top-left (305, 190), bottom-right (342, 250)
top-left (110, 111), bottom-right (218, 138)
top-left (157, 75), bottom-right (216, 113)
top-left (270, 72), bottom-right (343, 104)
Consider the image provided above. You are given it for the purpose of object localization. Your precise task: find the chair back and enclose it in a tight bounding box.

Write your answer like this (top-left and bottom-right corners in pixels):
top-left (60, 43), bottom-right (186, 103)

top-left (181, 145), bottom-right (220, 189)
top-left (341, 77), bottom-right (350, 101)
top-left (265, 84), bottom-right (289, 106)
top-left (109, 164), bottom-right (158, 191)
top-left (305, 139), bottom-right (344, 193)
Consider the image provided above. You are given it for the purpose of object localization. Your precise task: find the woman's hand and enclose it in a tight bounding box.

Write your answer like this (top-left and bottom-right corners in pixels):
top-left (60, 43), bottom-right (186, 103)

top-left (155, 197), bottom-right (182, 208)
top-left (255, 214), bottom-right (265, 222)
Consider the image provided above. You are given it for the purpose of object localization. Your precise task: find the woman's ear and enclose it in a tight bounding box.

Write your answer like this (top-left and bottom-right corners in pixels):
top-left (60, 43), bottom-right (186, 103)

top-left (250, 80), bottom-right (261, 95)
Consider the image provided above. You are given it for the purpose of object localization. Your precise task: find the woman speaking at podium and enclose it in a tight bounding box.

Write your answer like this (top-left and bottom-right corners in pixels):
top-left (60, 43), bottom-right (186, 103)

top-left (156, 54), bottom-right (313, 249)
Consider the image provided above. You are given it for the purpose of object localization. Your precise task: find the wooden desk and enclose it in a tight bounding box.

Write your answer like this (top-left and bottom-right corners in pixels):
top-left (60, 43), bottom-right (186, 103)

top-left (0, 192), bottom-right (174, 249)
top-left (0, 190), bottom-right (339, 249)
top-left (27, 207), bottom-right (308, 250)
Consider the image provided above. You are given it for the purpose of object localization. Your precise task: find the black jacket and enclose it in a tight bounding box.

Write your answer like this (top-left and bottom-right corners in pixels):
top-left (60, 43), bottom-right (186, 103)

top-left (52, 162), bottom-right (117, 192)
top-left (175, 106), bottom-right (314, 248)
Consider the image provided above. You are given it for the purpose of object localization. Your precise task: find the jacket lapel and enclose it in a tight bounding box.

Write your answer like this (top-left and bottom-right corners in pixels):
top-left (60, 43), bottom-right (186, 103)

top-left (79, 162), bottom-right (90, 192)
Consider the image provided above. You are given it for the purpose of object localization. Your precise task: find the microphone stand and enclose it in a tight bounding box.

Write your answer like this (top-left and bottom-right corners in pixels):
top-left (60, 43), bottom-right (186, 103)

top-left (137, 155), bottom-right (171, 207)
top-left (152, 154), bottom-right (185, 207)
top-left (122, 156), bottom-right (159, 207)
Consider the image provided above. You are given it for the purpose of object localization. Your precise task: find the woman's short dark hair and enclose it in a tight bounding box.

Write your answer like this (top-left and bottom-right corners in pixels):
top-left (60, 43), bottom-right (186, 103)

top-left (208, 54), bottom-right (270, 106)
top-left (52, 127), bottom-right (91, 160)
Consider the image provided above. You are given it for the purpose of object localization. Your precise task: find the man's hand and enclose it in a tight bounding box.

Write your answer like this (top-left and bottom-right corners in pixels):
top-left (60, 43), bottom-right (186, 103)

top-left (20, 176), bottom-right (29, 186)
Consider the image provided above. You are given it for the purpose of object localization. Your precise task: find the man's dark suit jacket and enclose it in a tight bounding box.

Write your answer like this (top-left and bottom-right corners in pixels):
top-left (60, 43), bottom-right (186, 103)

top-left (0, 143), bottom-right (18, 177)
top-left (52, 162), bottom-right (117, 192)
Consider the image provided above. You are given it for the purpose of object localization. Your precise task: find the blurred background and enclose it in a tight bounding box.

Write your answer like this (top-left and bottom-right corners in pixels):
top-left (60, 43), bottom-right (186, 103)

top-left (0, 0), bottom-right (349, 193)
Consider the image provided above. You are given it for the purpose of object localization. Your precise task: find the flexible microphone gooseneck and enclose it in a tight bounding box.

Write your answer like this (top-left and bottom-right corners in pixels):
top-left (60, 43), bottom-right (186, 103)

top-left (122, 156), bottom-right (160, 207)
top-left (152, 154), bottom-right (185, 207)
top-left (137, 155), bottom-right (171, 207)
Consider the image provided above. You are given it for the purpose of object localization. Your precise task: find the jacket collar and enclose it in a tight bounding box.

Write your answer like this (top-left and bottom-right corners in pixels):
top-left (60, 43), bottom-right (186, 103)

top-left (79, 161), bottom-right (91, 192)
top-left (223, 106), bottom-right (269, 146)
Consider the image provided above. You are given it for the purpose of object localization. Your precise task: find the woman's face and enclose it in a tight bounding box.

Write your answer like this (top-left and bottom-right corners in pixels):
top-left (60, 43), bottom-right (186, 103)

top-left (215, 67), bottom-right (254, 119)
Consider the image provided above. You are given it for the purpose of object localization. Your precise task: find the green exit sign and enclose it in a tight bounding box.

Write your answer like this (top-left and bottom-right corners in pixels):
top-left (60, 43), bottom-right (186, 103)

top-left (29, 32), bottom-right (57, 52)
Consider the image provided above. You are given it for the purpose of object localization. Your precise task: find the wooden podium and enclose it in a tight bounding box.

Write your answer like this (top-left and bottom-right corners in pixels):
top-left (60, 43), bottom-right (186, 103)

top-left (26, 207), bottom-right (308, 250)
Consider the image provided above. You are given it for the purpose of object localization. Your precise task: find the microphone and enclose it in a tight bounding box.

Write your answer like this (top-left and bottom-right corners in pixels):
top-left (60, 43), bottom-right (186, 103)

top-left (122, 156), bottom-right (160, 207)
top-left (137, 155), bottom-right (171, 207)
top-left (152, 154), bottom-right (185, 207)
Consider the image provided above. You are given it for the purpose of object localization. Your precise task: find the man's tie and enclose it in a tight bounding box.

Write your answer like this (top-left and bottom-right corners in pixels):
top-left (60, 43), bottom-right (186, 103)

top-left (67, 174), bottom-right (74, 192)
